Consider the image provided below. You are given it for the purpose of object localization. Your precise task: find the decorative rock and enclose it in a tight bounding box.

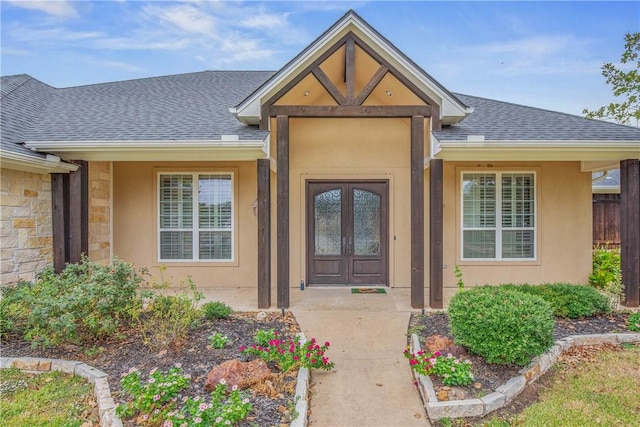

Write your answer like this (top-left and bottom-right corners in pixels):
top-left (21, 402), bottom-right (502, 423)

top-left (441, 345), bottom-right (468, 358)
top-left (425, 335), bottom-right (453, 353)
top-left (256, 311), bottom-right (267, 321)
top-left (436, 389), bottom-right (449, 401)
top-left (473, 382), bottom-right (482, 390)
top-left (205, 359), bottom-right (271, 391)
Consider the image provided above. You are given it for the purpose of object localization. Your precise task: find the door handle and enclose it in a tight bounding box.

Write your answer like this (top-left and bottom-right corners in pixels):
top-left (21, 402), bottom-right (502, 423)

top-left (342, 237), bottom-right (346, 256)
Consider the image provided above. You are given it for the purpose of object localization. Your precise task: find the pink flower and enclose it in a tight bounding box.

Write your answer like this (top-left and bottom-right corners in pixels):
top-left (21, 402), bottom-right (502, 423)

top-left (434, 351), bottom-right (441, 357)
top-left (199, 403), bottom-right (208, 410)
top-left (194, 417), bottom-right (202, 424)
top-left (324, 341), bottom-right (330, 347)
top-left (141, 414), bottom-right (149, 421)
top-left (451, 367), bottom-right (456, 372)
top-left (239, 346), bottom-right (246, 352)
top-left (242, 398), bottom-right (250, 404)
top-left (153, 394), bottom-right (161, 401)
top-left (232, 384), bottom-right (238, 391)
top-left (148, 378), bottom-right (155, 383)
top-left (219, 378), bottom-right (226, 385)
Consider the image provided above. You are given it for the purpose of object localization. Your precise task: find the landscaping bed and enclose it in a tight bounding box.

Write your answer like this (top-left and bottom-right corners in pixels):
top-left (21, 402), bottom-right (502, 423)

top-left (409, 310), bottom-right (635, 425)
top-left (1, 311), bottom-right (303, 426)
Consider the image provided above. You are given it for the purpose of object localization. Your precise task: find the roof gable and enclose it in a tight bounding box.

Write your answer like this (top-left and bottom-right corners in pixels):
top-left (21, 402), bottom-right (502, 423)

top-left (232, 10), bottom-right (469, 127)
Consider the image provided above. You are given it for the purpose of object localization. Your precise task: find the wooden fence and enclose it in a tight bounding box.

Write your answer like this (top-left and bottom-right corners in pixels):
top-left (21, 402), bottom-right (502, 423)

top-left (592, 193), bottom-right (620, 248)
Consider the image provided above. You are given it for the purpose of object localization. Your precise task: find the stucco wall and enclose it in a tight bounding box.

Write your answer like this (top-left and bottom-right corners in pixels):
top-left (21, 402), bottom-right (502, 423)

top-left (0, 168), bottom-right (52, 284)
top-left (112, 161), bottom-right (258, 287)
top-left (88, 161), bottom-right (112, 264)
top-left (288, 117), bottom-right (415, 288)
top-left (440, 161), bottom-right (593, 304)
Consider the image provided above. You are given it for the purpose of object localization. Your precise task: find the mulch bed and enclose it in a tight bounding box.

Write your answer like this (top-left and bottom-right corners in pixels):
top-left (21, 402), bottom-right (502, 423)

top-left (1, 311), bottom-right (301, 427)
top-left (409, 311), bottom-right (634, 426)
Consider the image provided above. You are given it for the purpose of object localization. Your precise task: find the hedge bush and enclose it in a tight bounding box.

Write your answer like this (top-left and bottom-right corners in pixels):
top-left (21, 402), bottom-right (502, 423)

top-left (499, 283), bottom-right (610, 318)
top-left (449, 286), bottom-right (554, 366)
top-left (3, 256), bottom-right (143, 348)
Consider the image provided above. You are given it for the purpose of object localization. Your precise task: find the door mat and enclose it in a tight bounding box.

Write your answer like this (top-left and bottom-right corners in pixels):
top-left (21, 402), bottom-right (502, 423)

top-left (351, 288), bottom-right (387, 294)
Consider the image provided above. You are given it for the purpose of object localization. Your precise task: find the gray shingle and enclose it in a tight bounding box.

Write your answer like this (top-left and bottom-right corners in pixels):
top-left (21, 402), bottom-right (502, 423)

top-left (435, 93), bottom-right (640, 142)
top-left (22, 71), bottom-right (274, 142)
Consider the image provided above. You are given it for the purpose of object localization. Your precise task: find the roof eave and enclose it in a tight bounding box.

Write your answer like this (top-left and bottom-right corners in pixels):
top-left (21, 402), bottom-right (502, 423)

top-left (0, 148), bottom-right (79, 173)
top-left (432, 139), bottom-right (640, 162)
top-left (24, 139), bottom-right (270, 162)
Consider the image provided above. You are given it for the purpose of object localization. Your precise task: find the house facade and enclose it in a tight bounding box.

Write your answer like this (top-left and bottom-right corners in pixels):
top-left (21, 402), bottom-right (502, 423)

top-left (2, 11), bottom-right (639, 307)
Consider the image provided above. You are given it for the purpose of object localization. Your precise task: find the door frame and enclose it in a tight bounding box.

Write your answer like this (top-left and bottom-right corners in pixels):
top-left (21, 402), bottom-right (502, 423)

top-left (305, 179), bottom-right (389, 287)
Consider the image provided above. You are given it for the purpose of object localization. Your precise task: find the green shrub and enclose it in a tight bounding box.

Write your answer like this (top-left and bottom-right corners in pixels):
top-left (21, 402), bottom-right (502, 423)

top-left (131, 273), bottom-right (203, 351)
top-left (202, 301), bottom-right (233, 320)
top-left (5, 257), bottom-right (142, 348)
top-left (589, 247), bottom-right (623, 309)
top-left (590, 247), bottom-right (621, 291)
top-left (629, 312), bottom-right (640, 332)
top-left (500, 283), bottom-right (610, 318)
top-left (449, 286), bottom-right (554, 366)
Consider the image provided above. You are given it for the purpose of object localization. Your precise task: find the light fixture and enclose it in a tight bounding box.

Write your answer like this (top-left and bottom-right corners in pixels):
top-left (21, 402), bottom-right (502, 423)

top-left (385, 89), bottom-right (393, 97)
top-left (304, 90), bottom-right (311, 97)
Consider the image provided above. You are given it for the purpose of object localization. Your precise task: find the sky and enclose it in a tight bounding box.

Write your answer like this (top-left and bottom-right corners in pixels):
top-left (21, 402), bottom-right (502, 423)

top-left (1, 1), bottom-right (639, 117)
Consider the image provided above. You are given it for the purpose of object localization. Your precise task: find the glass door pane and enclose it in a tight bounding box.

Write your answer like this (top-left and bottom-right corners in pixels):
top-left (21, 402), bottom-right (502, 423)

top-left (353, 189), bottom-right (380, 255)
top-left (314, 189), bottom-right (342, 255)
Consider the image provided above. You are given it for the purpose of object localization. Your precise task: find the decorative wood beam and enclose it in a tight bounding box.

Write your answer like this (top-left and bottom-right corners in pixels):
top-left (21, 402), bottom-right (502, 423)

top-left (277, 115), bottom-right (290, 308)
top-left (68, 161), bottom-right (88, 263)
top-left (355, 65), bottom-right (388, 105)
top-left (51, 173), bottom-right (69, 273)
top-left (350, 33), bottom-right (442, 130)
top-left (345, 38), bottom-right (355, 104)
top-left (260, 33), bottom-right (355, 129)
top-left (411, 116), bottom-right (425, 308)
top-left (268, 105), bottom-right (431, 118)
top-left (311, 67), bottom-right (347, 105)
top-left (257, 158), bottom-right (271, 309)
top-left (429, 158), bottom-right (444, 309)
top-left (621, 159), bottom-right (640, 307)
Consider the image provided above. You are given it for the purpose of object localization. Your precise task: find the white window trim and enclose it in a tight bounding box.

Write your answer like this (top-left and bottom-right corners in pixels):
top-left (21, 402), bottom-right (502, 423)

top-left (157, 171), bottom-right (235, 263)
top-left (460, 170), bottom-right (537, 261)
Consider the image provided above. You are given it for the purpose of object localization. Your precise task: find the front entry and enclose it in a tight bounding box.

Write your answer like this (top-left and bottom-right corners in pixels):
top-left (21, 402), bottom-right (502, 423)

top-left (307, 180), bottom-right (388, 285)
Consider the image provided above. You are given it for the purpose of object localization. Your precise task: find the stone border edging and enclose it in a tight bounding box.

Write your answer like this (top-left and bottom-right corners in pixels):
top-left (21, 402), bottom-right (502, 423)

top-left (1, 339), bottom-right (311, 427)
top-left (0, 356), bottom-right (122, 427)
top-left (409, 332), bottom-right (640, 420)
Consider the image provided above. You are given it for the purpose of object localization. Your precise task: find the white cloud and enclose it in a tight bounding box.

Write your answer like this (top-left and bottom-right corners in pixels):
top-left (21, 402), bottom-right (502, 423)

top-left (241, 13), bottom-right (289, 29)
top-left (90, 59), bottom-right (144, 73)
top-left (141, 3), bottom-right (216, 36)
top-left (5, 0), bottom-right (77, 18)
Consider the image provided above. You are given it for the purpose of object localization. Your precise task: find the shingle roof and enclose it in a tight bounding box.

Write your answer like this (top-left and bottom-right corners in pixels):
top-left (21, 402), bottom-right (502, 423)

top-left (1, 74), bottom-right (55, 160)
top-left (593, 169), bottom-right (620, 188)
top-left (435, 93), bottom-right (640, 142)
top-left (19, 71), bottom-right (274, 143)
top-left (3, 72), bottom-right (640, 158)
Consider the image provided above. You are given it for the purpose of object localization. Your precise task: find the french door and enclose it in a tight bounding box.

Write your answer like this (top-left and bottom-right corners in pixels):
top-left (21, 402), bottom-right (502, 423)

top-left (307, 180), bottom-right (388, 285)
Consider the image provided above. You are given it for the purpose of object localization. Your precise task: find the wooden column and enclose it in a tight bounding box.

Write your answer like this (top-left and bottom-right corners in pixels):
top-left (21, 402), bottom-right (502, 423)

top-left (51, 173), bottom-right (69, 273)
top-left (621, 159), bottom-right (640, 307)
top-left (429, 158), bottom-right (444, 309)
top-left (68, 161), bottom-right (89, 263)
top-left (277, 115), bottom-right (290, 308)
top-left (410, 116), bottom-right (425, 308)
top-left (257, 158), bottom-right (271, 309)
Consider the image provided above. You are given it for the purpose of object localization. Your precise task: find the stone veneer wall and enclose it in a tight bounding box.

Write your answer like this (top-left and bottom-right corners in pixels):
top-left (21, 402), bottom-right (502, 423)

top-left (88, 161), bottom-right (111, 264)
top-left (0, 168), bottom-right (53, 285)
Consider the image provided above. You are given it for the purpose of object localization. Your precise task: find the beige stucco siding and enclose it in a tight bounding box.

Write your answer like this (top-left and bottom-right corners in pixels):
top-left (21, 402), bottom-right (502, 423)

top-left (440, 161), bottom-right (592, 304)
top-left (287, 117), bottom-right (417, 288)
top-left (112, 161), bottom-right (258, 287)
top-left (0, 168), bottom-right (52, 284)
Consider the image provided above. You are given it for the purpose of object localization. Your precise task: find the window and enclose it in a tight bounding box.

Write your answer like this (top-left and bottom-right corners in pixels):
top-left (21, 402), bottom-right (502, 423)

top-left (158, 173), bottom-right (233, 261)
top-left (462, 172), bottom-right (535, 260)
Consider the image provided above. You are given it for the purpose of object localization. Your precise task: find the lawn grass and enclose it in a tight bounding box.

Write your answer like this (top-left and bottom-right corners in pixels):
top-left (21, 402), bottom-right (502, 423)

top-left (0, 367), bottom-right (97, 427)
top-left (484, 343), bottom-right (640, 426)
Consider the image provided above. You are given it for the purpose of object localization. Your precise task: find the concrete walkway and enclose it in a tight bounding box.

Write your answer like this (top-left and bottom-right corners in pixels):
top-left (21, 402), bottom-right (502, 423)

top-left (291, 288), bottom-right (428, 427)
top-left (201, 286), bottom-right (429, 427)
